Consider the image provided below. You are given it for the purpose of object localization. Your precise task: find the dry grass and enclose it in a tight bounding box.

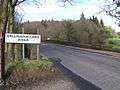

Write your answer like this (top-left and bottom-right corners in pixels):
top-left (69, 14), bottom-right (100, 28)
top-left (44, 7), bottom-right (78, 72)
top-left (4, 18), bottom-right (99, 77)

top-left (3, 59), bottom-right (78, 90)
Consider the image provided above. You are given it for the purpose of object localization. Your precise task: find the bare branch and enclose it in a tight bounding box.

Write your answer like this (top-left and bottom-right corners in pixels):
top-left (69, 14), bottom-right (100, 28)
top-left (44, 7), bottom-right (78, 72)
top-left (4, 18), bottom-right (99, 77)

top-left (16, 0), bottom-right (27, 6)
top-left (102, 0), bottom-right (120, 18)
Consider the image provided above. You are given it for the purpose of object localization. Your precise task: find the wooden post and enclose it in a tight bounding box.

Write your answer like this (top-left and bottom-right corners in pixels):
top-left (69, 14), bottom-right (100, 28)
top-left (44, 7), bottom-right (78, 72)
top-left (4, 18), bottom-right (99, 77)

top-left (37, 28), bottom-right (40, 60)
top-left (22, 28), bottom-right (25, 60)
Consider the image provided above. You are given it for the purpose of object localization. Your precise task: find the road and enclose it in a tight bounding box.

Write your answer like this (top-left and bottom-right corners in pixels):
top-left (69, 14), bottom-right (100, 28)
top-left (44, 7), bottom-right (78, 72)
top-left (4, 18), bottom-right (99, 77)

top-left (40, 43), bottom-right (120, 90)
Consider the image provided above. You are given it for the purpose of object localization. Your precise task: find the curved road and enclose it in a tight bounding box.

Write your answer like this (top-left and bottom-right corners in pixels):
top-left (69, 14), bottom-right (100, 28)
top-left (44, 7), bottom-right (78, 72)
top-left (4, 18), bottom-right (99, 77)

top-left (40, 43), bottom-right (120, 90)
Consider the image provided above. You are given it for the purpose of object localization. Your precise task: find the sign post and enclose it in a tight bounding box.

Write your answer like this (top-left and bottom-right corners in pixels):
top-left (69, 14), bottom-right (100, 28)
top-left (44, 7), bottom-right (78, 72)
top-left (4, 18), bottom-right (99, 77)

top-left (5, 33), bottom-right (41, 60)
top-left (0, 31), bottom-right (41, 83)
top-left (5, 33), bottom-right (41, 44)
top-left (22, 28), bottom-right (25, 60)
top-left (37, 28), bottom-right (40, 60)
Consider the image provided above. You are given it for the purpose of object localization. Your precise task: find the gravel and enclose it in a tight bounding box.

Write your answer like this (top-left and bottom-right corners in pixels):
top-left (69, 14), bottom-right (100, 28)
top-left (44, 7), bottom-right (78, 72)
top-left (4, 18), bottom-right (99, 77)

top-left (11, 77), bottom-right (79, 90)
top-left (32, 79), bottom-right (79, 90)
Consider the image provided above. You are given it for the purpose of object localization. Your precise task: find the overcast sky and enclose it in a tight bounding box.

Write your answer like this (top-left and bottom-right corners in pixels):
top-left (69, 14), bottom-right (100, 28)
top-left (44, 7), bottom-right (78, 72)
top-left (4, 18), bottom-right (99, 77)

top-left (17, 0), bottom-right (120, 32)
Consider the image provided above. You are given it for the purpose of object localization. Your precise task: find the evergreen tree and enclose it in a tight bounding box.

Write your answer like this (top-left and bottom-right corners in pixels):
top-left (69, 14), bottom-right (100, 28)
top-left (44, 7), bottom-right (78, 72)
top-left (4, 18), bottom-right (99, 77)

top-left (100, 19), bottom-right (104, 27)
top-left (90, 16), bottom-right (99, 26)
top-left (80, 13), bottom-right (86, 23)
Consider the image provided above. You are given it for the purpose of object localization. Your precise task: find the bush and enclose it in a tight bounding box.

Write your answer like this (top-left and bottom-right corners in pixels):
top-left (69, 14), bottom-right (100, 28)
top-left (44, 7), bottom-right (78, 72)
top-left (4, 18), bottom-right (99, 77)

top-left (6, 59), bottom-right (57, 89)
top-left (105, 38), bottom-right (120, 53)
top-left (106, 38), bottom-right (120, 46)
top-left (111, 46), bottom-right (120, 53)
top-left (7, 60), bottom-right (56, 73)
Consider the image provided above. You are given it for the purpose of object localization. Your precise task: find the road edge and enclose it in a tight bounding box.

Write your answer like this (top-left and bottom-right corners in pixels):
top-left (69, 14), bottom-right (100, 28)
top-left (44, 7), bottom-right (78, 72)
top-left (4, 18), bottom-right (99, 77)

top-left (51, 43), bottom-right (120, 59)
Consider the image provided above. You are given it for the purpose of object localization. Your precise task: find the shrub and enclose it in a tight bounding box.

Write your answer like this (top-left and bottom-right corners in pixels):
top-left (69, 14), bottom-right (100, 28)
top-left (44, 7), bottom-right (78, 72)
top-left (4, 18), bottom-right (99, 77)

top-left (112, 46), bottom-right (120, 53)
top-left (6, 59), bottom-right (57, 89)
top-left (7, 60), bottom-right (56, 74)
top-left (106, 38), bottom-right (120, 46)
top-left (105, 38), bottom-right (120, 52)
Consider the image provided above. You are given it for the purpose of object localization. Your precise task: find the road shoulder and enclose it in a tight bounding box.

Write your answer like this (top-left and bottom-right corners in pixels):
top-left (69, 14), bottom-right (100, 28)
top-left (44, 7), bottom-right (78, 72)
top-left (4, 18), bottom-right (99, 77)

top-left (53, 43), bottom-right (120, 59)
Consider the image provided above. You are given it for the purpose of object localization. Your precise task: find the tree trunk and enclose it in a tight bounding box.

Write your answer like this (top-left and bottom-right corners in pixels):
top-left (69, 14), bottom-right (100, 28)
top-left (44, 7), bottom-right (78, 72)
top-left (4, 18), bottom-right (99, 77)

top-left (8, 5), bottom-right (15, 61)
top-left (0, 0), bottom-right (9, 82)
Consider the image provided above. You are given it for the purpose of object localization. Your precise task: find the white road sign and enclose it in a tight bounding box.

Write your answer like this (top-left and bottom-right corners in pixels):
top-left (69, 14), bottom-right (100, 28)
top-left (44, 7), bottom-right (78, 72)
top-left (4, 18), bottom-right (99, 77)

top-left (5, 33), bottom-right (41, 44)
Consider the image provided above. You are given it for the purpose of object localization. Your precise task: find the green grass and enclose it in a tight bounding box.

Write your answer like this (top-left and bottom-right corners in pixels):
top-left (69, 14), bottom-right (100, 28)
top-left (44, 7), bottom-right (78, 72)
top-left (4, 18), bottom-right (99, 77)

top-left (5, 59), bottom-right (60, 89)
top-left (7, 59), bottom-right (56, 77)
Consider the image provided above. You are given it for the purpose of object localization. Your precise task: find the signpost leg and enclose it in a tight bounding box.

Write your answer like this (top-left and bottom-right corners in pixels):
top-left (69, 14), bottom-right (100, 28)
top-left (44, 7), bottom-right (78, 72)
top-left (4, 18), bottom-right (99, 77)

top-left (37, 44), bottom-right (39, 60)
top-left (22, 28), bottom-right (25, 60)
top-left (22, 44), bottom-right (25, 60)
top-left (37, 28), bottom-right (40, 60)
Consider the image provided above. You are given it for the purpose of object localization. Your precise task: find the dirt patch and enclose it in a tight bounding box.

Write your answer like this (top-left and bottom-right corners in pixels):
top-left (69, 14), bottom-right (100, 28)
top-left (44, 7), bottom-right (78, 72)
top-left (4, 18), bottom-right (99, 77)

top-left (28, 78), bottom-right (79, 90)
top-left (1, 69), bottom-right (78, 90)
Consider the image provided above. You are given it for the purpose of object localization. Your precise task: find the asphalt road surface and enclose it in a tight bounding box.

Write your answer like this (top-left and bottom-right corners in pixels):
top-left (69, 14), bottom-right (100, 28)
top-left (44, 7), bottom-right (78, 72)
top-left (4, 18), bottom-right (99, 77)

top-left (40, 43), bottom-right (120, 90)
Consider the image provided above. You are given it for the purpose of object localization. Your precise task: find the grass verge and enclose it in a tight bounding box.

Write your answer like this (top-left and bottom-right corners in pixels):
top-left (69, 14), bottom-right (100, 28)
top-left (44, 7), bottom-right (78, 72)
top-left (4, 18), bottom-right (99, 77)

top-left (5, 59), bottom-right (61, 89)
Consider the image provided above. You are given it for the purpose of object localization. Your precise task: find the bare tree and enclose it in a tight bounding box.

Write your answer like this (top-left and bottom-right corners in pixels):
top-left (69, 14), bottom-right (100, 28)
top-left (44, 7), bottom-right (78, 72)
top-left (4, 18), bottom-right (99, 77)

top-left (103, 0), bottom-right (120, 25)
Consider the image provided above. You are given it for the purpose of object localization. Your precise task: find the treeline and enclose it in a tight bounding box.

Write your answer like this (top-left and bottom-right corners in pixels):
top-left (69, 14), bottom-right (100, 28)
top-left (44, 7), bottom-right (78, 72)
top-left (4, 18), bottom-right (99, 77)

top-left (24, 13), bottom-right (118, 48)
